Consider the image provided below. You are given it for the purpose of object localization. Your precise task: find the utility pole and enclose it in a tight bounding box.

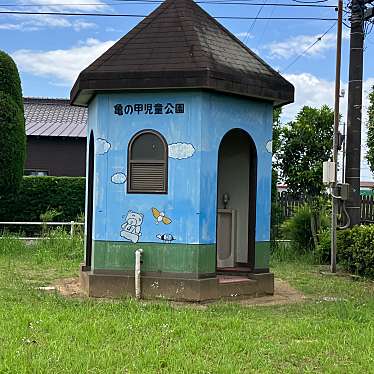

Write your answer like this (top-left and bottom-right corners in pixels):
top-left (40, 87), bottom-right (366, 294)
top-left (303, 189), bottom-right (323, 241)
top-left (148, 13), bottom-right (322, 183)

top-left (331, 0), bottom-right (343, 273)
top-left (345, 0), bottom-right (366, 226)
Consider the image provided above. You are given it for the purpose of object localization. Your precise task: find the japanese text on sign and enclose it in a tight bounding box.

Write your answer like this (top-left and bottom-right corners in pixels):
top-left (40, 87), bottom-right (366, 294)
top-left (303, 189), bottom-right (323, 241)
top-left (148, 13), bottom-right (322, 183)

top-left (114, 103), bottom-right (185, 116)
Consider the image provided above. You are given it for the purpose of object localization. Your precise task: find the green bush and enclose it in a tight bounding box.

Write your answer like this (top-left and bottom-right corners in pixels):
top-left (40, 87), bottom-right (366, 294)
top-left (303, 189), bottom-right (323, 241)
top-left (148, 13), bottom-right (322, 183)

top-left (0, 94), bottom-right (26, 198)
top-left (0, 176), bottom-right (85, 223)
top-left (280, 204), bottom-right (329, 255)
top-left (0, 52), bottom-right (26, 198)
top-left (0, 51), bottom-right (23, 109)
top-left (315, 228), bottom-right (331, 264)
top-left (338, 224), bottom-right (374, 277)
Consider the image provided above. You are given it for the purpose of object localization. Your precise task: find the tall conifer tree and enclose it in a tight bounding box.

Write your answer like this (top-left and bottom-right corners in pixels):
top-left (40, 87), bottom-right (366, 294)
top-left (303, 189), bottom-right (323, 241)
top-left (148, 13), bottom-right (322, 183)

top-left (0, 51), bottom-right (26, 198)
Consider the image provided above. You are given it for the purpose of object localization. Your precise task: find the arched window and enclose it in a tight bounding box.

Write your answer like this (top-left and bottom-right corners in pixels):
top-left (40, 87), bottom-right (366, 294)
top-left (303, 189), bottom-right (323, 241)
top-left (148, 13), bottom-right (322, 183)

top-left (127, 130), bottom-right (168, 194)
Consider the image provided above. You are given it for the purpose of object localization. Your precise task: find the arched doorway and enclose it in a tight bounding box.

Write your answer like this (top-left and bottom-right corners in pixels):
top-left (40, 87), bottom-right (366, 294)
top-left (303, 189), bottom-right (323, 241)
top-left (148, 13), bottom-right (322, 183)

top-left (85, 130), bottom-right (94, 269)
top-left (216, 129), bottom-right (257, 271)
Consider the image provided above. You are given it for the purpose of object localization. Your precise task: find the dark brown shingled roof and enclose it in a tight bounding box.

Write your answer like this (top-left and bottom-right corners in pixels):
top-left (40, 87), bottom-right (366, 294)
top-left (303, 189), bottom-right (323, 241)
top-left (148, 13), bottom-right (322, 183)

top-left (70, 0), bottom-right (294, 107)
top-left (25, 97), bottom-right (87, 137)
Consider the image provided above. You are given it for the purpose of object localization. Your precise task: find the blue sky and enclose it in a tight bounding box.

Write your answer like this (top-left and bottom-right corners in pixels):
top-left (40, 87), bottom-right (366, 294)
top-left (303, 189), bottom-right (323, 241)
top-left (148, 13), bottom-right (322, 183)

top-left (0, 0), bottom-right (373, 179)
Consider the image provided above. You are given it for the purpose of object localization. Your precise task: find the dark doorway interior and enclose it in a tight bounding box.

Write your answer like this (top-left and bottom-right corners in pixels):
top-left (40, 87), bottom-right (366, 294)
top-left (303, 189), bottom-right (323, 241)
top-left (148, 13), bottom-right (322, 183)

top-left (85, 130), bottom-right (94, 269)
top-left (216, 129), bottom-right (257, 273)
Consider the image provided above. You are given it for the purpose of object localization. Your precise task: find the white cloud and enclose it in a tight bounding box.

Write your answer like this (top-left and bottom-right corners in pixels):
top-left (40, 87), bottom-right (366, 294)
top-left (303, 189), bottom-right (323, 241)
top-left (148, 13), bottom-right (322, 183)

top-left (0, 0), bottom-right (106, 31)
top-left (235, 32), bottom-right (254, 40)
top-left (31, 0), bottom-right (107, 11)
top-left (0, 23), bottom-right (30, 30)
top-left (169, 143), bottom-right (196, 159)
top-left (12, 38), bottom-right (116, 84)
top-left (283, 74), bottom-right (374, 123)
top-left (72, 20), bottom-right (97, 31)
top-left (0, 14), bottom-right (96, 32)
top-left (111, 173), bottom-right (127, 184)
top-left (281, 72), bottom-right (374, 181)
top-left (96, 138), bottom-right (111, 155)
top-left (264, 31), bottom-right (349, 60)
top-left (282, 73), bottom-right (344, 121)
top-left (10, 0), bottom-right (107, 12)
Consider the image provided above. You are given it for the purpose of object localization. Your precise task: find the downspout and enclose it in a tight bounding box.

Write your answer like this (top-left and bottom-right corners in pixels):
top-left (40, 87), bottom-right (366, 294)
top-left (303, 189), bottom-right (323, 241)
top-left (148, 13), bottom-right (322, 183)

top-left (135, 248), bottom-right (143, 299)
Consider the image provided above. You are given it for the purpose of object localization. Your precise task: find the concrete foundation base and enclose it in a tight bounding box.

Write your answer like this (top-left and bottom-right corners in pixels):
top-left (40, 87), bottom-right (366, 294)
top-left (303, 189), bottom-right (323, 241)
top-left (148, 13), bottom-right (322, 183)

top-left (80, 266), bottom-right (274, 301)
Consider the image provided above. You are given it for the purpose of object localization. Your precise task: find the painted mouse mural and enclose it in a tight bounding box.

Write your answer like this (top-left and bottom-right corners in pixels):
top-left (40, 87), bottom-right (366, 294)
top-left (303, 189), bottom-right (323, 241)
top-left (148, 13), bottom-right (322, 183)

top-left (120, 210), bottom-right (143, 243)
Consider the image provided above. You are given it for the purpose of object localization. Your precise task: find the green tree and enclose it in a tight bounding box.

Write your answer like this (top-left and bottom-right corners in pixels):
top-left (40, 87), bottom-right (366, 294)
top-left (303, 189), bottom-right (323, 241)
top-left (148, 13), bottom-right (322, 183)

top-left (366, 85), bottom-right (374, 174)
top-left (278, 105), bottom-right (334, 246)
top-left (0, 51), bottom-right (26, 199)
top-left (272, 107), bottom-right (282, 157)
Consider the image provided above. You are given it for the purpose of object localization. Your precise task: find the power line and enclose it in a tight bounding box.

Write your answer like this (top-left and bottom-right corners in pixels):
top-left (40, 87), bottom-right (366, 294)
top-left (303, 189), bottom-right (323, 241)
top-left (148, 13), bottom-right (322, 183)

top-left (292, 0), bottom-right (329, 3)
top-left (0, 10), bottom-right (338, 20)
top-left (0, 1), bottom-right (338, 7)
top-left (243, 0), bottom-right (268, 44)
top-left (280, 22), bottom-right (336, 73)
top-left (255, 1), bottom-right (276, 47)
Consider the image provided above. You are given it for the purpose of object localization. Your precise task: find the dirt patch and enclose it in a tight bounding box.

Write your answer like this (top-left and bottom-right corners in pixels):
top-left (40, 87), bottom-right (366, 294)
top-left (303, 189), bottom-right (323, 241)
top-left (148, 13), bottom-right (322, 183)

top-left (51, 277), bottom-right (85, 298)
top-left (238, 278), bottom-right (306, 307)
top-left (46, 277), bottom-right (305, 307)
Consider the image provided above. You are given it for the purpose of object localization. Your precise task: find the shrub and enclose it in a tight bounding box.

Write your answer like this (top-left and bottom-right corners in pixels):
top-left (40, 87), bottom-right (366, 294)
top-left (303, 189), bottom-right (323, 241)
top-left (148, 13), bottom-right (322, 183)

top-left (280, 204), bottom-right (329, 255)
top-left (338, 224), bottom-right (374, 277)
top-left (0, 176), bottom-right (85, 223)
top-left (0, 50), bottom-right (23, 109)
top-left (315, 228), bottom-right (331, 264)
top-left (0, 94), bottom-right (26, 198)
top-left (281, 205), bottom-right (313, 252)
top-left (0, 52), bottom-right (26, 198)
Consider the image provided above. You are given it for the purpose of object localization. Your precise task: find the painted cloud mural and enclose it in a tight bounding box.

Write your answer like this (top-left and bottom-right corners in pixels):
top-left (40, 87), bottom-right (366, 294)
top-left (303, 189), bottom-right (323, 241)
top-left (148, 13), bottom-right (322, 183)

top-left (266, 140), bottom-right (272, 153)
top-left (111, 173), bottom-right (127, 184)
top-left (168, 142), bottom-right (195, 160)
top-left (96, 138), bottom-right (111, 155)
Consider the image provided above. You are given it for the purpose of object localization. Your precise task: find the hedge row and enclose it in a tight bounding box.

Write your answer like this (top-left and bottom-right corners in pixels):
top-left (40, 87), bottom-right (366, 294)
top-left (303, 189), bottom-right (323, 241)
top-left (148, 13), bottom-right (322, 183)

top-left (279, 205), bottom-right (374, 277)
top-left (338, 225), bottom-right (374, 278)
top-left (0, 176), bottom-right (85, 222)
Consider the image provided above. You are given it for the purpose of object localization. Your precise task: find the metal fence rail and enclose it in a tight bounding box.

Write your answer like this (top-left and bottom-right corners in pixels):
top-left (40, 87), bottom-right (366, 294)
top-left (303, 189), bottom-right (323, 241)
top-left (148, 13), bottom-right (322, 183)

top-left (277, 192), bottom-right (305, 220)
top-left (361, 195), bottom-right (374, 223)
top-left (277, 192), bottom-right (374, 225)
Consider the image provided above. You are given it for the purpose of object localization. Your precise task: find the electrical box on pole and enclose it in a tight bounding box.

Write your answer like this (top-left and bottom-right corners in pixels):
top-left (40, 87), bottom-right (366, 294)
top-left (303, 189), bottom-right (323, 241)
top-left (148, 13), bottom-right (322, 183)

top-left (337, 183), bottom-right (350, 200)
top-left (323, 161), bottom-right (336, 184)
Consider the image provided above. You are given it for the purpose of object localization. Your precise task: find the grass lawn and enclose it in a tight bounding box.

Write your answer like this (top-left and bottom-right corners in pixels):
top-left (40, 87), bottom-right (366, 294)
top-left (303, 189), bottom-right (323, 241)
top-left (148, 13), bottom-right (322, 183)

top-left (0, 235), bottom-right (373, 373)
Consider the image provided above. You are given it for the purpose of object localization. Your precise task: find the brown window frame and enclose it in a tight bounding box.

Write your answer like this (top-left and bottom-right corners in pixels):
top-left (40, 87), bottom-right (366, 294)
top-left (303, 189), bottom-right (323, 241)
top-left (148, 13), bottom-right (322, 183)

top-left (127, 129), bottom-right (168, 194)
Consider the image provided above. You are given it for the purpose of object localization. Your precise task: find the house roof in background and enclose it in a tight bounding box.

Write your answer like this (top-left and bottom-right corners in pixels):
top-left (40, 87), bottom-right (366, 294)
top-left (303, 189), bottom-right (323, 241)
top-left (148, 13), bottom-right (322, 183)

top-left (71, 0), bottom-right (294, 107)
top-left (24, 97), bottom-right (87, 138)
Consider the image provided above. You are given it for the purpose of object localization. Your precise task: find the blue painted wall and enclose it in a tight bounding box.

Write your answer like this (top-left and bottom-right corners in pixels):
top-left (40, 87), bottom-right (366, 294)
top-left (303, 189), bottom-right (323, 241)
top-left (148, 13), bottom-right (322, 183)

top-left (88, 90), bottom-right (273, 247)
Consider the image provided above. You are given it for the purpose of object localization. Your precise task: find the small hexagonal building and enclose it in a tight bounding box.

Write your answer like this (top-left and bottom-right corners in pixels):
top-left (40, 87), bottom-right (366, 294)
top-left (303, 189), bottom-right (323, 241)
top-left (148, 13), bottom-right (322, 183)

top-left (71, 0), bottom-right (294, 300)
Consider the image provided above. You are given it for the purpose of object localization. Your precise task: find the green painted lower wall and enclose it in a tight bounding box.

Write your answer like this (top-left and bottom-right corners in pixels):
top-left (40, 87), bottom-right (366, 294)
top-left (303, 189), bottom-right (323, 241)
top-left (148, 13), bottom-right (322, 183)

top-left (92, 240), bottom-right (269, 275)
top-left (92, 241), bottom-right (216, 276)
top-left (255, 241), bottom-right (270, 270)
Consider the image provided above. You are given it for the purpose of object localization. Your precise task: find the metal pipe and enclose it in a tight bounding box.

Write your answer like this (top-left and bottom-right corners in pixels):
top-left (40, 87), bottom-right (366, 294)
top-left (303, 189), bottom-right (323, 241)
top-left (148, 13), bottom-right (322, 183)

top-left (135, 248), bottom-right (143, 299)
top-left (0, 221), bottom-right (84, 226)
top-left (70, 221), bottom-right (75, 237)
